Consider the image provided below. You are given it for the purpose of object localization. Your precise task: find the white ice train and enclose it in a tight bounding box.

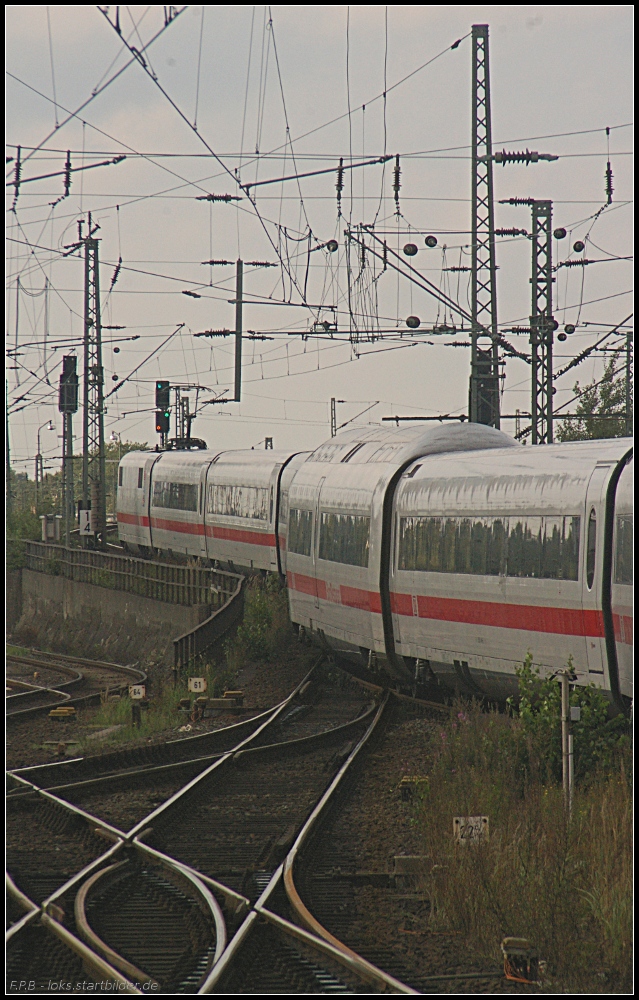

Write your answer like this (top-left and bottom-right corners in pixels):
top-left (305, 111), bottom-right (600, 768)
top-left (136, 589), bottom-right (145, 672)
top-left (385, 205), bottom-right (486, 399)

top-left (117, 424), bottom-right (633, 711)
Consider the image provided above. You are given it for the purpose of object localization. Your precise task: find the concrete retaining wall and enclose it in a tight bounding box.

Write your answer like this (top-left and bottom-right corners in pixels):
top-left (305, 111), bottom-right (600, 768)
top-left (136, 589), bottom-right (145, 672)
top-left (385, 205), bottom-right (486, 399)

top-left (9, 569), bottom-right (211, 671)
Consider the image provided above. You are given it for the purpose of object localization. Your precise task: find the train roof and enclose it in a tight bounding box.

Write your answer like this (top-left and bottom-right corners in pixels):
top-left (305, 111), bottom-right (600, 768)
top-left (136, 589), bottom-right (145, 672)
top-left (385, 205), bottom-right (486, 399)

top-left (120, 448), bottom-right (299, 468)
top-left (305, 422), bottom-right (519, 465)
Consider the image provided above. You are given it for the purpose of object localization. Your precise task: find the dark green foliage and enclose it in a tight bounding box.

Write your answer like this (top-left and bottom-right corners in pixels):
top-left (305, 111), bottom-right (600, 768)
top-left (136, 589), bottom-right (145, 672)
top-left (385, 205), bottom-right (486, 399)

top-left (508, 653), bottom-right (631, 783)
top-left (556, 353), bottom-right (632, 441)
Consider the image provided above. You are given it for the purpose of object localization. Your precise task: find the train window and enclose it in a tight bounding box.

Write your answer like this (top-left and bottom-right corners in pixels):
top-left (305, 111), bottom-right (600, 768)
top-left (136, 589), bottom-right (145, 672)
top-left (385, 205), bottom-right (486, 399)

top-left (615, 515), bottom-right (633, 585)
top-left (279, 490), bottom-right (289, 522)
top-left (367, 444), bottom-right (404, 463)
top-left (307, 442), bottom-right (348, 463)
top-left (398, 515), bottom-right (580, 580)
top-left (586, 509), bottom-right (597, 590)
top-left (208, 484), bottom-right (269, 520)
top-left (152, 481), bottom-right (198, 512)
top-left (137, 468), bottom-right (144, 489)
top-left (118, 467), bottom-right (123, 487)
top-left (319, 512), bottom-right (370, 567)
top-left (288, 508), bottom-right (313, 557)
top-left (269, 486), bottom-right (274, 523)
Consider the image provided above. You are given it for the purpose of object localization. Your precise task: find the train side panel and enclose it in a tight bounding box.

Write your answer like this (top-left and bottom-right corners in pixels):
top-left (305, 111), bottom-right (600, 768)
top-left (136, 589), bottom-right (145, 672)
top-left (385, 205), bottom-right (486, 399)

top-left (612, 456), bottom-right (633, 700)
top-left (204, 451), bottom-right (292, 572)
top-left (147, 451), bottom-right (209, 559)
top-left (391, 439), bottom-right (632, 700)
top-left (116, 451), bottom-right (160, 553)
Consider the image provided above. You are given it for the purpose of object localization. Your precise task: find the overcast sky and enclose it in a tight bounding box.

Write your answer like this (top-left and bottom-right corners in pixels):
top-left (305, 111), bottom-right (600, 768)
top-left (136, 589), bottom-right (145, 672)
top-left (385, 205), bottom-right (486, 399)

top-left (6, 5), bottom-right (633, 469)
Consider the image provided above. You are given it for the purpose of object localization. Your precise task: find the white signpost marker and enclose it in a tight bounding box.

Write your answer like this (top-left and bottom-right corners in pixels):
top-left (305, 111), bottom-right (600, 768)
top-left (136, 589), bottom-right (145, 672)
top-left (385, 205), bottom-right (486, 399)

top-left (453, 816), bottom-right (489, 844)
top-left (188, 677), bottom-right (207, 694)
top-left (129, 685), bottom-right (146, 700)
top-left (79, 509), bottom-right (93, 536)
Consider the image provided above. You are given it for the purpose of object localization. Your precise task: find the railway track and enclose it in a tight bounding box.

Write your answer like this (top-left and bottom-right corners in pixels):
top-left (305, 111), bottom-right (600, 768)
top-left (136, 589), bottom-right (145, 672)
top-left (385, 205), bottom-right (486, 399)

top-left (6, 650), bottom-right (146, 721)
top-left (6, 662), bottom-right (445, 994)
top-left (276, 693), bottom-right (507, 993)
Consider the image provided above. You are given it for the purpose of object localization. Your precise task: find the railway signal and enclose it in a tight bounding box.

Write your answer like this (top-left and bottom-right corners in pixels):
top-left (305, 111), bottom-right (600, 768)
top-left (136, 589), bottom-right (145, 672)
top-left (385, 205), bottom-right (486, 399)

top-left (155, 381), bottom-right (171, 444)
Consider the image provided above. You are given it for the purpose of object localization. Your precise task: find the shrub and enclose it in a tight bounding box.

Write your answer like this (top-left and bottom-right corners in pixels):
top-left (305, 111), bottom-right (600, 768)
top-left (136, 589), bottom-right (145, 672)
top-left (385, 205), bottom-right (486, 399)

top-left (412, 657), bottom-right (632, 988)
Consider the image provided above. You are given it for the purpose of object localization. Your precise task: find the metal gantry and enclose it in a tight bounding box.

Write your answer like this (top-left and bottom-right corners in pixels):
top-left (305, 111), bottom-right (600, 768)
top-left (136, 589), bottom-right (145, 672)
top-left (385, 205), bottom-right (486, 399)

top-left (530, 200), bottom-right (555, 443)
top-left (81, 220), bottom-right (107, 547)
top-left (469, 23), bottom-right (500, 428)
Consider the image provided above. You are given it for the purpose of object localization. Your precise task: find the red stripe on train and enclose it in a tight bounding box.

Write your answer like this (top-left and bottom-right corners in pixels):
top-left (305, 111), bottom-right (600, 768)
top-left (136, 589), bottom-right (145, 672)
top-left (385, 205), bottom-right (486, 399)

top-left (613, 613), bottom-right (633, 646)
top-left (117, 512), bottom-right (281, 547)
top-left (288, 573), bottom-right (605, 638)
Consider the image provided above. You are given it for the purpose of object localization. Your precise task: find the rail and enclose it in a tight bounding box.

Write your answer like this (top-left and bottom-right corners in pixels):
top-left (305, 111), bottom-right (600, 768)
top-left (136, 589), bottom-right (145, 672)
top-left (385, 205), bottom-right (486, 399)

top-left (18, 540), bottom-right (242, 607)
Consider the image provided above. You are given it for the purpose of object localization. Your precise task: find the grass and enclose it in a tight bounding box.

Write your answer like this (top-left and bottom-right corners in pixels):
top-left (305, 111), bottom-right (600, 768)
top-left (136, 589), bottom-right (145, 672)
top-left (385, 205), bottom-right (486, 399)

top-left (81, 576), bottom-right (292, 748)
top-left (412, 698), bottom-right (632, 989)
top-left (7, 645), bottom-right (32, 657)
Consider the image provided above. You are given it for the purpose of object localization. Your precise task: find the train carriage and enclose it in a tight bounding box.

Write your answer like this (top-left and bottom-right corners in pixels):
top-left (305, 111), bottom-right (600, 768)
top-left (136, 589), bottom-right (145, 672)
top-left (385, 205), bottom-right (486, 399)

top-left (391, 439), bottom-right (632, 703)
top-left (117, 425), bottom-right (632, 711)
top-left (203, 449), bottom-right (298, 572)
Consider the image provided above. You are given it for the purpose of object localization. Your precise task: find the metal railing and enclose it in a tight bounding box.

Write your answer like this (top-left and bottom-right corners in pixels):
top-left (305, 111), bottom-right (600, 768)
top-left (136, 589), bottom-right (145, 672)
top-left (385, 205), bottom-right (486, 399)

top-left (21, 541), bottom-right (242, 609)
top-left (173, 575), bottom-right (246, 673)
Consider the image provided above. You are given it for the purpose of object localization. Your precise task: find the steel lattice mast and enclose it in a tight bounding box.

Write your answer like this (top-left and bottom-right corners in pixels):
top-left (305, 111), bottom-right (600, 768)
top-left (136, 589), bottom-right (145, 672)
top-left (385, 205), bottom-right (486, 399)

top-left (530, 200), bottom-right (555, 443)
top-left (81, 216), bottom-right (107, 547)
top-left (469, 24), bottom-right (500, 427)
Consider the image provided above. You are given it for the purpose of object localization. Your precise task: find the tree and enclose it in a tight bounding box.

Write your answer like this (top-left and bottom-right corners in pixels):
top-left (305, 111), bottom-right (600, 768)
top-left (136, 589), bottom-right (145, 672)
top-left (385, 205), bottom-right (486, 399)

top-left (556, 352), bottom-right (632, 442)
top-left (7, 440), bottom-right (149, 537)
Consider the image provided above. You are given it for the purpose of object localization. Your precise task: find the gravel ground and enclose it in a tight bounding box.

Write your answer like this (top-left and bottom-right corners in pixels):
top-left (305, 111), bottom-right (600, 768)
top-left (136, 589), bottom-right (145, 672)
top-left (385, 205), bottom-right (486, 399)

top-left (6, 641), bottom-right (316, 772)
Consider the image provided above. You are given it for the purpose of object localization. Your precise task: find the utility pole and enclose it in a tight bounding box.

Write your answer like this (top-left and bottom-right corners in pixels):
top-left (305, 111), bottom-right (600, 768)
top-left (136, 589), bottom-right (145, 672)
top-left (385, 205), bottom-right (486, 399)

top-left (469, 24), bottom-right (500, 428)
top-left (59, 356), bottom-right (78, 547)
top-left (81, 215), bottom-right (107, 548)
top-left (234, 259), bottom-right (243, 402)
top-left (530, 200), bottom-right (555, 444)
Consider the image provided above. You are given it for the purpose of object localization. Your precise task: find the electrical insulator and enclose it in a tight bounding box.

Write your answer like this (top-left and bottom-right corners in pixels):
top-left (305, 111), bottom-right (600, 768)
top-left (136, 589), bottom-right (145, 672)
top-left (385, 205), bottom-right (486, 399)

top-left (557, 332), bottom-right (567, 342)
top-left (494, 228), bottom-right (528, 237)
top-left (113, 347), bottom-right (120, 354)
top-left (63, 151), bottom-right (71, 198)
top-left (573, 241), bottom-right (585, 253)
top-left (406, 316), bottom-right (421, 329)
top-left (493, 149), bottom-right (558, 165)
top-left (393, 154), bottom-right (401, 215)
top-left (564, 324), bottom-right (576, 335)
top-left (326, 240), bottom-right (338, 253)
top-left (112, 374), bottom-right (119, 381)
top-left (424, 235), bottom-right (438, 248)
top-left (605, 162), bottom-right (614, 205)
top-left (336, 158), bottom-right (344, 216)
top-left (403, 243), bottom-right (418, 256)
top-left (382, 242), bottom-right (388, 270)
top-left (553, 227), bottom-right (567, 239)
top-left (499, 197), bottom-right (535, 206)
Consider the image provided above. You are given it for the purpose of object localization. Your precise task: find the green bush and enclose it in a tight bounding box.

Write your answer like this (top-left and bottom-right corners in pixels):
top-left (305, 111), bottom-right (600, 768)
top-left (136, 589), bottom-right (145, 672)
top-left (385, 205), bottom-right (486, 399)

top-left (508, 652), bottom-right (631, 783)
top-left (6, 539), bottom-right (27, 571)
top-left (45, 558), bottom-right (62, 576)
top-left (7, 510), bottom-right (41, 541)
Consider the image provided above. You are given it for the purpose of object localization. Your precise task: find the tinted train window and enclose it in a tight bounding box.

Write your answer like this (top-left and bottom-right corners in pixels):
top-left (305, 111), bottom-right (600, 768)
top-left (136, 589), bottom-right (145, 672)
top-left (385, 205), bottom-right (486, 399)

top-left (152, 481), bottom-right (198, 511)
top-left (279, 490), bottom-right (289, 522)
top-left (207, 484), bottom-right (269, 520)
top-left (118, 467), bottom-right (123, 487)
top-left (288, 508), bottom-right (313, 556)
top-left (398, 515), bottom-right (580, 580)
top-left (615, 515), bottom-right (633, 585)
top-left (319, 512), bottom-right (370, 568)
top-left (586, 509), bottom-right (597, 590)
top-left (138, 468), bottom-right (144, 489)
